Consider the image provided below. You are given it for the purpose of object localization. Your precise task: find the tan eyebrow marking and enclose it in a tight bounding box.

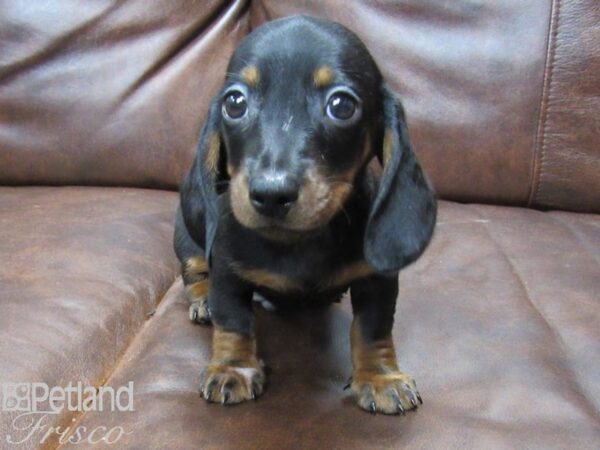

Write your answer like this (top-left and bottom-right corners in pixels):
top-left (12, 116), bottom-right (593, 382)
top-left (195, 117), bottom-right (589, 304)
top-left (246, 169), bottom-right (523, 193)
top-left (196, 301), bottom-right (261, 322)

top-left (314, 65), bottom-right (334, 88)
top-left (241, 65), bottom-right (260, 87)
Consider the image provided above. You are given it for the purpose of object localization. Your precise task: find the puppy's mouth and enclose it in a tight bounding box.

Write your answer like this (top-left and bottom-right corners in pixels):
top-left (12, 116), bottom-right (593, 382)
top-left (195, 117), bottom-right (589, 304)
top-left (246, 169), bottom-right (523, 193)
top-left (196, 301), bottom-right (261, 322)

top-left (229, 168), bottom-right (353, 235)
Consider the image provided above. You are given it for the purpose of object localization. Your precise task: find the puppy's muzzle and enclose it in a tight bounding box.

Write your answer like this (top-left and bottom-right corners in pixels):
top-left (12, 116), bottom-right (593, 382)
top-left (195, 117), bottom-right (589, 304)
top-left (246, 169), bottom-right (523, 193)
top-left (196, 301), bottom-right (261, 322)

top-left (248, 171), bottom-right (299, 219)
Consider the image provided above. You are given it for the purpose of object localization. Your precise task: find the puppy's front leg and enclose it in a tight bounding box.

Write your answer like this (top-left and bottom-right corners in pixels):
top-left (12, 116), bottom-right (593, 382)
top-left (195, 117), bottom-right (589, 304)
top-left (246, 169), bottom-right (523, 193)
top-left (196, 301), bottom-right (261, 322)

top-left (350, 274), bottom-right (422, 415)
top-left (200, 267), bottom-right (265, 405)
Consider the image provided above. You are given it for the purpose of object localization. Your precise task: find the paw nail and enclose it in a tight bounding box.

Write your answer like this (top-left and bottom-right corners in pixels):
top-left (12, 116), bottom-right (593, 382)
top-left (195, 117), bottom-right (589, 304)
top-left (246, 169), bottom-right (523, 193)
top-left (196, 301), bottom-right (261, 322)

top-left (417, 393), bottom-right (423, 405)
top-left (397, 404), bottom-right (405, 415)
top-left (402, 384), bottom-right (418, 405)
top-left (343, 376), bottom-right (353, 390)
top-left (369, 401), bottom-right (377, 414)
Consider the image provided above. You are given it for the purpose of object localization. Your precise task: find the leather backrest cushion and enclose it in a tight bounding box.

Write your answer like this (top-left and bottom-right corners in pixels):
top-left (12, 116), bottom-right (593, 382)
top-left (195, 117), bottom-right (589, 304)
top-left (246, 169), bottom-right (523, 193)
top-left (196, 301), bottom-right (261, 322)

top-left (0, 0), bottom-right (249, 190)
top-left (528, 0), bottom-right (600, 213)
top-left (251, 0), bottom-right (600, 213)
top-left (1, 1), bottom-right (598, 212)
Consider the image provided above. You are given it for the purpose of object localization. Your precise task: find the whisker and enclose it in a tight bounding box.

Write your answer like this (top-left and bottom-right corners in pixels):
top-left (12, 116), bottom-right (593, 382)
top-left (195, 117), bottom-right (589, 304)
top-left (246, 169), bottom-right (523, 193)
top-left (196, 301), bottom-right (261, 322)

top-left (339, 205), bottom-right (351, 225)
top-left (220, 210), bottom-right (235, 220)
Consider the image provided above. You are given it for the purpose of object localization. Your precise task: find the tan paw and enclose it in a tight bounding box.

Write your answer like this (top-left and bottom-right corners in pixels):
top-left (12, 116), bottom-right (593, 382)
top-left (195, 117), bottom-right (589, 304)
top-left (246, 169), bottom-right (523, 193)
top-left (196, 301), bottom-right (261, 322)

top-left (189, 296), bottom-right (211, 325)
top-left (200, 362), bottom-right (265, 405)
top-left (352, 371), bottom-right (422, 415)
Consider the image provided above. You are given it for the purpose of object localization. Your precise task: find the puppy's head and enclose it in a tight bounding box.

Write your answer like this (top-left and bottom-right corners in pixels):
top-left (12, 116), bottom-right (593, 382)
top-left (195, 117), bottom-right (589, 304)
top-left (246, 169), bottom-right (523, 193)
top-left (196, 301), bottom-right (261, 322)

top-left (182, 15), bottom-right (436, 273)
top-left (222, 16), bottom-right (382, 232)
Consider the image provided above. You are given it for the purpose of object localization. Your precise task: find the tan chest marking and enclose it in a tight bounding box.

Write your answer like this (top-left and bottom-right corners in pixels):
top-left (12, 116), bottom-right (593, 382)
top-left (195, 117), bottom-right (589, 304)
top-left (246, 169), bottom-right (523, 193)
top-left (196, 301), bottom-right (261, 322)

top-left (231, 260), bottom-right (373, 293)
top-left (231, 264), bottom-right (303, 292)
top-left (321, 261), bottom-right (374, 290)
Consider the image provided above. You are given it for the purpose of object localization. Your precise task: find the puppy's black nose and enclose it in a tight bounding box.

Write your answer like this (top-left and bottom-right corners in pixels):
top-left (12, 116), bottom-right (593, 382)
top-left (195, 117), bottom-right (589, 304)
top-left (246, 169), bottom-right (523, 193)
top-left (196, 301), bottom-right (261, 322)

top-left (249, 173), bottom-right (299, 219)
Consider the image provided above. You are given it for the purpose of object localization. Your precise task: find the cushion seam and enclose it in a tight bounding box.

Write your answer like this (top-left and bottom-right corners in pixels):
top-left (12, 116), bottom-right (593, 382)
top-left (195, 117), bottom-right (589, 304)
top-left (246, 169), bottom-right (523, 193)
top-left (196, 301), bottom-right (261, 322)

top-left (529, 0), bottom-right (561, 207)
top-left (51, 275), bottom-right (180, 450)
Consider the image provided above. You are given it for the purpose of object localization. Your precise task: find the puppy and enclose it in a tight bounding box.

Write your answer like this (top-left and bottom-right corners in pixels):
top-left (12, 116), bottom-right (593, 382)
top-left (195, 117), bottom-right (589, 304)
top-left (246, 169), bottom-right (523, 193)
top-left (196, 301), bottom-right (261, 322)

top-left (174, 15), bottom-right (436, 415)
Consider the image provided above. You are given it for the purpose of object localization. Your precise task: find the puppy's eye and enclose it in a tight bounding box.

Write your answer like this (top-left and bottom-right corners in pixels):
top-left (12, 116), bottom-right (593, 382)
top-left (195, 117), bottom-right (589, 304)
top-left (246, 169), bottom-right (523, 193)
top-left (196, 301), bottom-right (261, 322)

top-left (326, 92), bottom-right (357, 121)
top-left (223, 91), bottom-right (247, 119)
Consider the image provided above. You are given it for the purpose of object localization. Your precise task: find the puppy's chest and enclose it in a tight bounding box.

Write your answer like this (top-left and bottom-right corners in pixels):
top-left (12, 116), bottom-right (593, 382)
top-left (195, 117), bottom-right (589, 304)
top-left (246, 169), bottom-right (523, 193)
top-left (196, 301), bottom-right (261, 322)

top-left (230, 237), bottom-right (372, 295)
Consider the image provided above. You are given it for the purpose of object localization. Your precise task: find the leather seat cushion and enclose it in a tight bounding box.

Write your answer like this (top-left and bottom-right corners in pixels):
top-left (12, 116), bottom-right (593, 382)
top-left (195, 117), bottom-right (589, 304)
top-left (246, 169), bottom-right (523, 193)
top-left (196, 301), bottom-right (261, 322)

top-left (57, 201), bottom-right (600, 449)
top-left (0, 187), bottom-right (179, 448)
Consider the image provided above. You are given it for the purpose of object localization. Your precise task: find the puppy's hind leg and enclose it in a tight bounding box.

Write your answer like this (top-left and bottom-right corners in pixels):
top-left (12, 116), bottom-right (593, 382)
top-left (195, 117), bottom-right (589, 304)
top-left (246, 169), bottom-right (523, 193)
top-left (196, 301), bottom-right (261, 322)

top-left (174, 206), bottom-right (212, 325)
top-left (183, 257), bottom-right (211, 325)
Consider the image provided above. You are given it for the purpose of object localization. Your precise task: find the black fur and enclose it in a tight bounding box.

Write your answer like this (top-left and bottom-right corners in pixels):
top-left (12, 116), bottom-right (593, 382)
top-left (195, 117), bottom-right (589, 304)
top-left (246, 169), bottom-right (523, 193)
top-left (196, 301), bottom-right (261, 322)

top-left (175, 15), bottom-right (436, 342)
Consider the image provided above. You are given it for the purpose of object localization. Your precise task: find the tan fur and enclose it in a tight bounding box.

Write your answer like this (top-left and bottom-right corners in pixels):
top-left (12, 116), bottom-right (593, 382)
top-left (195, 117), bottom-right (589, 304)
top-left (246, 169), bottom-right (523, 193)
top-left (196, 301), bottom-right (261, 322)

top-left (205, 133), bottom-right (221, 175)
top-left (185, 256), bottom-right (209, 277)
top-left (187, 280), bottom-right (209, 299)
top-left (322, 261), bottom-right (373, 290)
top-left (383, 128), bottom-right (394, 168)
top-left (314, 65), bottom-right (334, 88)
top-left (231, 263), bottom-right (303, 292)
top-left (284, 167), bottom-right (352, 230)
top-left (230, 171), bottom-right (265, 229)
top-left (227, 163), bottom-right (236, 177)
top-left (228, 134), bottom-right (373, 237)
top-left (350, 317), bottom-right (421, 414)
top-left (185, 256), bottom-right (210, 322)
top-left (241, 65), bottom-right (260, 87)
top-left (211, 328), bottom-right (257, 364)
top-left (201, 328), bottom-right (265, 404)
top-left (351, 318), bottom-right (399, 373)
top-left (230, 168), bottom-right (353, 233)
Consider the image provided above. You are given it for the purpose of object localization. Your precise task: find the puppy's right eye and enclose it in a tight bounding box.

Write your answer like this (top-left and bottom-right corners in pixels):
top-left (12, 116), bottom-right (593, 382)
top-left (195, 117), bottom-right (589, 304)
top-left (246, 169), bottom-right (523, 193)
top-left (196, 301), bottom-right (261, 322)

top-left (223, 91), bottom-right (247, 119)
top-left (326, 93), bottom-right (356, 121)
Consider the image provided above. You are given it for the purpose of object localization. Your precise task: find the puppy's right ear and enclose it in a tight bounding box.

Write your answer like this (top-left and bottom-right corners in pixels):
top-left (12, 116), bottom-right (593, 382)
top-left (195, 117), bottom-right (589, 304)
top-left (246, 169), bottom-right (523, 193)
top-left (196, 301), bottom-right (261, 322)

top-left (363, 86), bottom-right (436, 274)
top-left (180, 96), bottom-right (225, 266)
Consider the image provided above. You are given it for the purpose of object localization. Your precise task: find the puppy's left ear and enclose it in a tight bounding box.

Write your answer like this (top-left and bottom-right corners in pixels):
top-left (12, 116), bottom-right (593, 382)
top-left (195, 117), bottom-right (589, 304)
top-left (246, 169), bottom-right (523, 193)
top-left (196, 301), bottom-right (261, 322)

top-left (364, 86), bottom-right (437, 274)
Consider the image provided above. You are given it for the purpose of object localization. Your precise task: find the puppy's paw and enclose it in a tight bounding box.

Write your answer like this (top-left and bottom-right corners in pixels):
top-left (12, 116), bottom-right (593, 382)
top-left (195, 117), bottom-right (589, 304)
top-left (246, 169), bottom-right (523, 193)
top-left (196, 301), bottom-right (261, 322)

top-left (200, 362), bottom-right (265, 405)
top-left (189, 297), bottom-right (211, 325)
top-left (352, 371), bottom-right (422, 415)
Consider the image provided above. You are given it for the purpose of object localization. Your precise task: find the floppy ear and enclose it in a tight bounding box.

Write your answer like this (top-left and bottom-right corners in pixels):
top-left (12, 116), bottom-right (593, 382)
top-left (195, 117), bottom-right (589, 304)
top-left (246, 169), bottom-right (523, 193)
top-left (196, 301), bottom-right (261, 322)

top-left (364, 86), bottom-right (437, 274)
top-left (180, 97), bottom-right (226, 266)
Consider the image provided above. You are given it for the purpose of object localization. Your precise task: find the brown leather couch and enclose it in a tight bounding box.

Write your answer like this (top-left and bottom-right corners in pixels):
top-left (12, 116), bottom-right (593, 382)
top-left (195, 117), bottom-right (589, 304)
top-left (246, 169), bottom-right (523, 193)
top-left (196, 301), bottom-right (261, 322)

top-left (1, 1), bottom-right (598, 449)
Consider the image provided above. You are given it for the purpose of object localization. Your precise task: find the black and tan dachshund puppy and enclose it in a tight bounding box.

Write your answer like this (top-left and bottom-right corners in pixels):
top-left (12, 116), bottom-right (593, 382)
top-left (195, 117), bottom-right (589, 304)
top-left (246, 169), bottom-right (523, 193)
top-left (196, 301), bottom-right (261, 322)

top-left (174, 15), bottom-right (436, 415)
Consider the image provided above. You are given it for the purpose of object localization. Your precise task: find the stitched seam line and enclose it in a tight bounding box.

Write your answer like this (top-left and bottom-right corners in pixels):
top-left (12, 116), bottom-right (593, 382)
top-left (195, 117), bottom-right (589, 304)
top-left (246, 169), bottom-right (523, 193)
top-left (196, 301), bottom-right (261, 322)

top-left (529, 0), bottom-right (561, 207)
top-left (120, 0), bottom-right (248, 103)
top-left (51, 276), bottom-right (180, 450)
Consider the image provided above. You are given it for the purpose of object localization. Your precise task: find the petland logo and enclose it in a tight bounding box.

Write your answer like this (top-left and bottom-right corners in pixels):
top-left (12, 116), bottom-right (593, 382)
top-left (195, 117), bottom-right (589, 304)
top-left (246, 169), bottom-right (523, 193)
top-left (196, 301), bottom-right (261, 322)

top-left (1, 382), bottom-right (134, 445)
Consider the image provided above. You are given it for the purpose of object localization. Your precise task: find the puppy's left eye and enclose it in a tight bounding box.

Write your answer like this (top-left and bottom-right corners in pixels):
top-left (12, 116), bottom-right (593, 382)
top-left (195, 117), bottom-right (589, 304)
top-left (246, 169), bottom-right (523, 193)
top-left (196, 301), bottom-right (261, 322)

top-left (223, 91), bottom-right (248, 119)
top-left (326, 91), bottom-right (360, 122)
